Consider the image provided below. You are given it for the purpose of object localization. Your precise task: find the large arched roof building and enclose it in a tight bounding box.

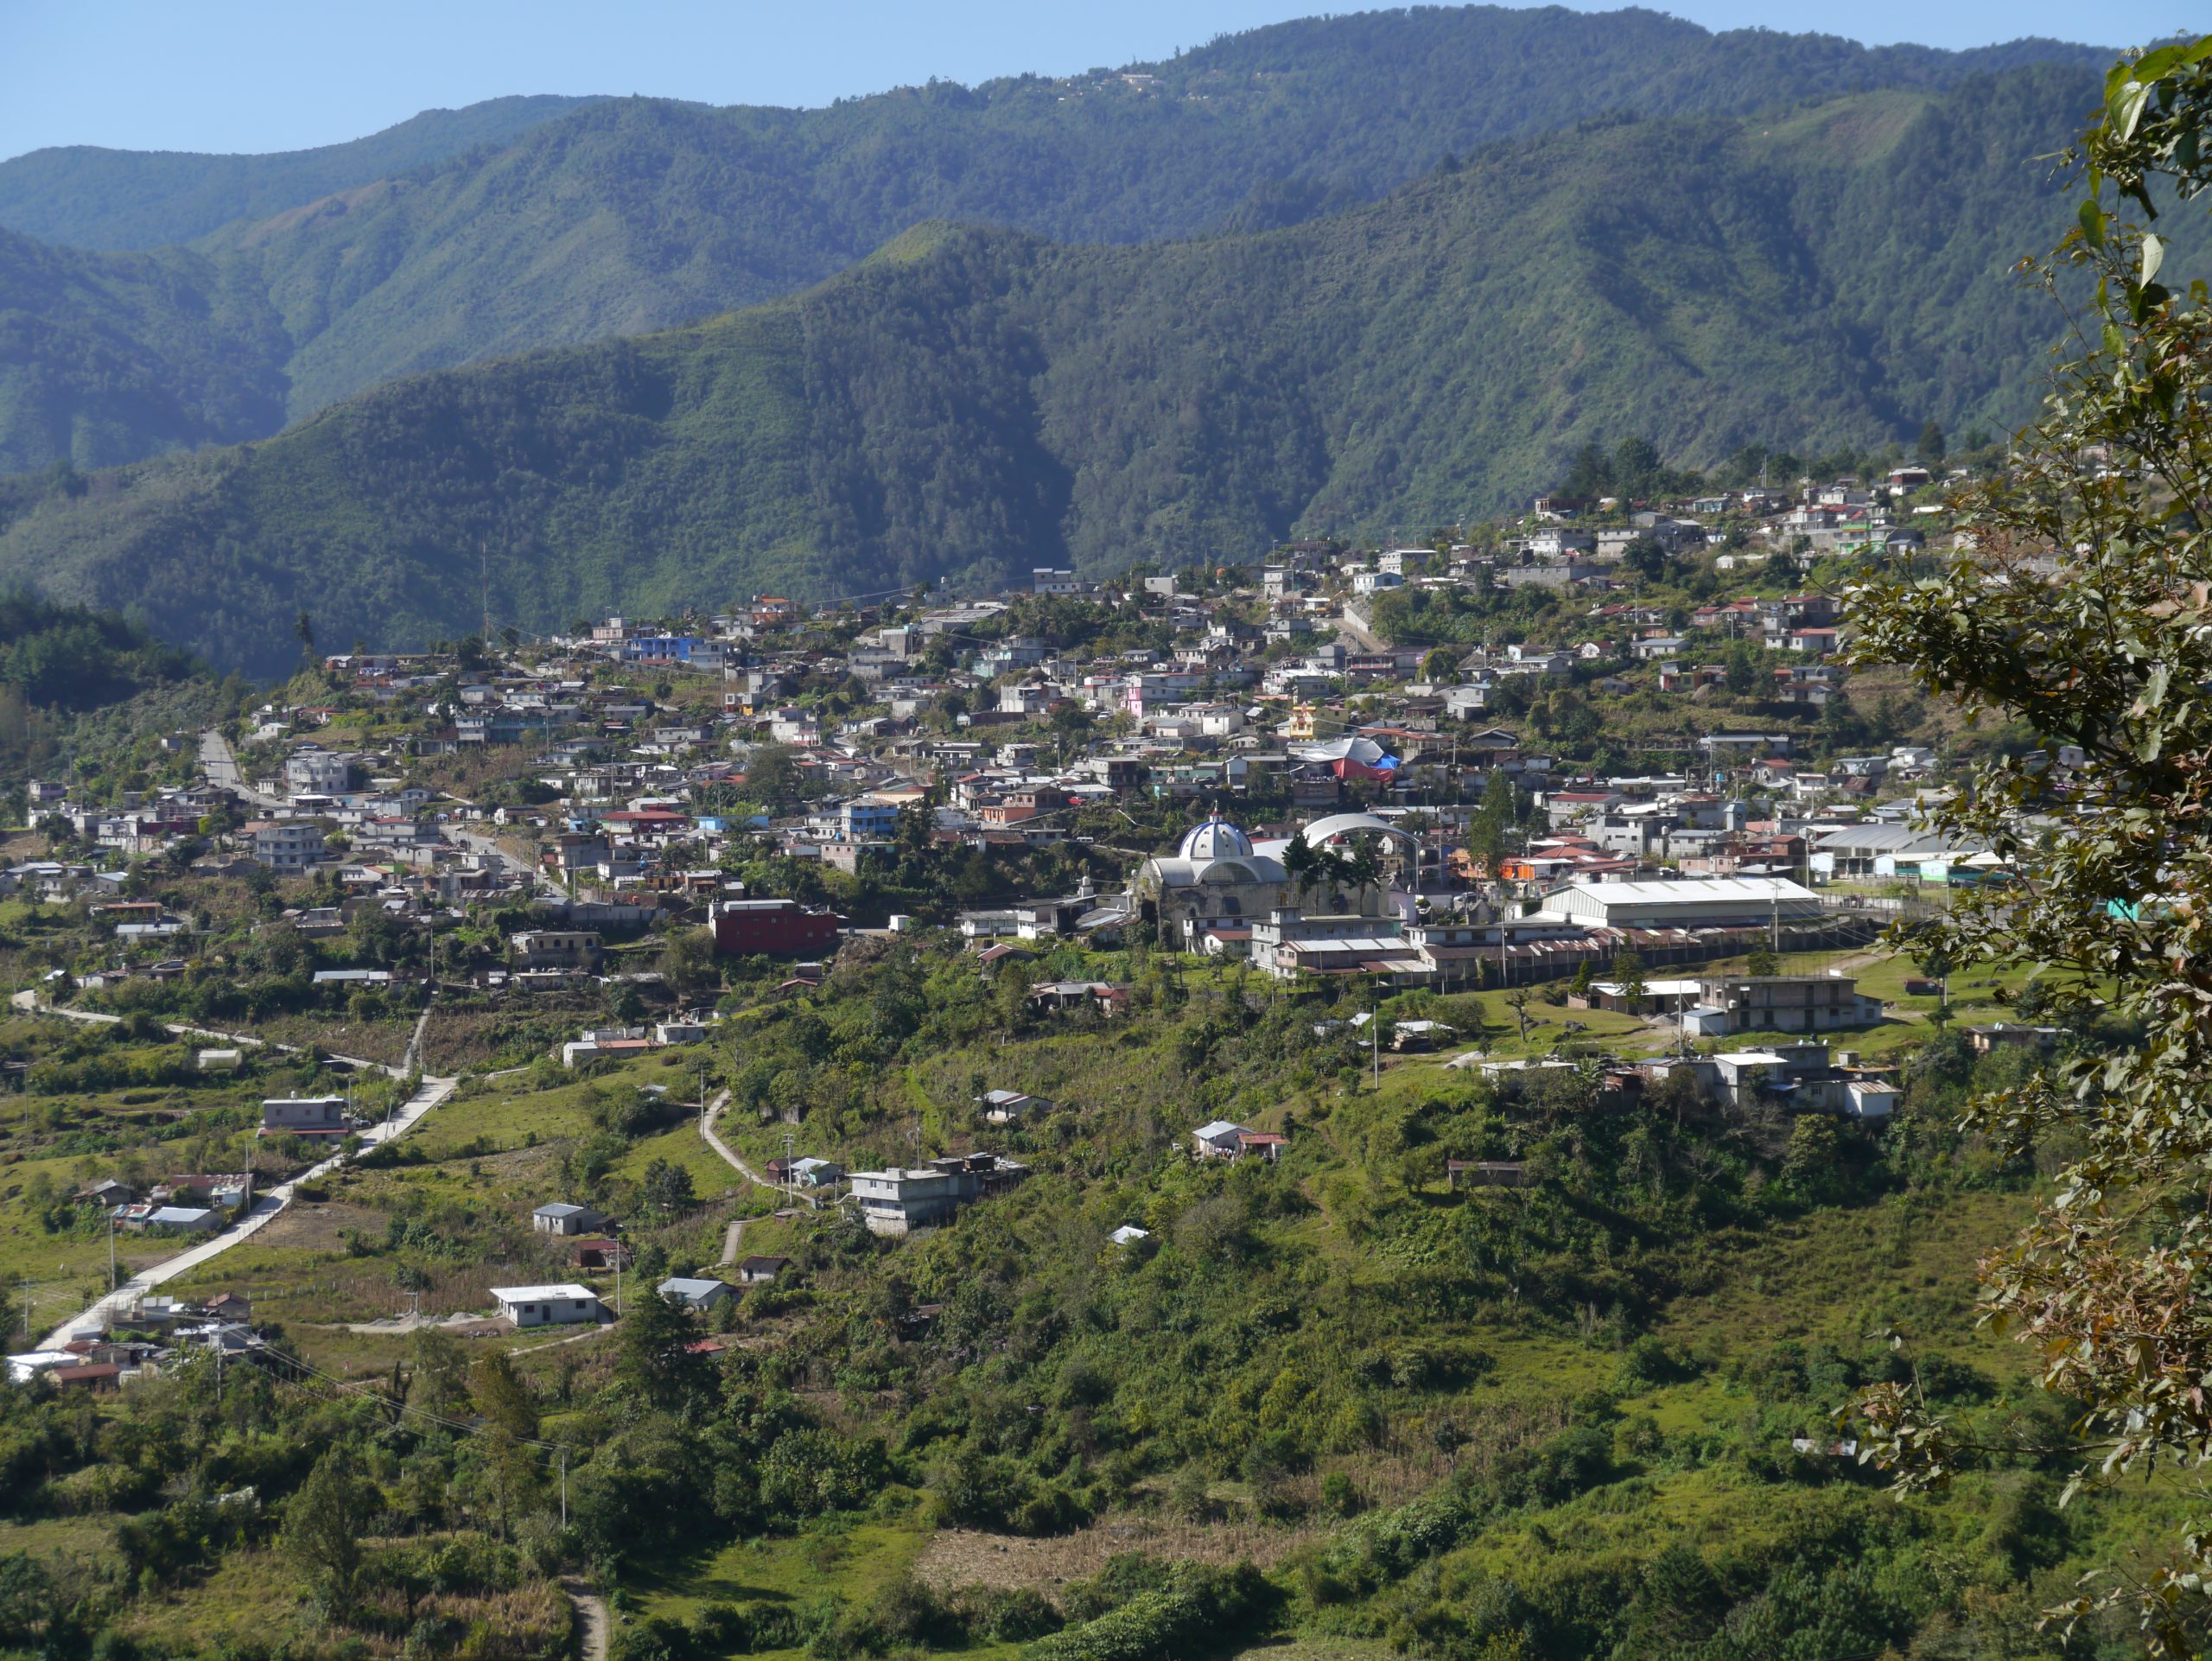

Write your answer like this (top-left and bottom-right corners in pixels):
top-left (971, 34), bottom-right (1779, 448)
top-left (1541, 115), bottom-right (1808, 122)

top-left (1297, 812), bottom-right (1424, 853)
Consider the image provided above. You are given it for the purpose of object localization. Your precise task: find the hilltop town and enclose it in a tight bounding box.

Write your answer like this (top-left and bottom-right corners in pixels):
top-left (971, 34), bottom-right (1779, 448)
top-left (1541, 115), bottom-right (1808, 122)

top-left (0, 455), bottom-right (2114, 1661)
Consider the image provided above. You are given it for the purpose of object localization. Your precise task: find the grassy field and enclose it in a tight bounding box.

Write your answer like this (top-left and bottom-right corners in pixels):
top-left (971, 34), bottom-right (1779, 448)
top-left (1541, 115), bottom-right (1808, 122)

top-left (636, 1519), bottom-right (935, 1626)
top-left (0, 1014), bottom-right (333, 1314)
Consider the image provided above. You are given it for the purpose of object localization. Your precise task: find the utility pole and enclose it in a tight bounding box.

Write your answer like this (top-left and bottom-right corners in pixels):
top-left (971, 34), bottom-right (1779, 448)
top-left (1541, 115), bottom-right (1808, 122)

top-left (107, 1212), bottom-right (116, 1295)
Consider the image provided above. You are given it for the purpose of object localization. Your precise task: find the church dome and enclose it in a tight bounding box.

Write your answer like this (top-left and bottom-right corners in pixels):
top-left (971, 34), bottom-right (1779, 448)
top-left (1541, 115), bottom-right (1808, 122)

top-left (1179, 811), bottom-right (1254, 862)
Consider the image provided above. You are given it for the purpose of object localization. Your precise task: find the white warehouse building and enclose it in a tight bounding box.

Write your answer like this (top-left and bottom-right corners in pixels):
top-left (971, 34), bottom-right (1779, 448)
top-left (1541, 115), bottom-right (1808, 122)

top-left (1536, 876), bottom-right (1823, 931)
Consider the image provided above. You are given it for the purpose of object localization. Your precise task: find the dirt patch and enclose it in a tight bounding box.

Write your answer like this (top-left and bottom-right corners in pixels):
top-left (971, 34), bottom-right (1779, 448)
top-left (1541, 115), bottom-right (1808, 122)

top-left (912, 1517), bottom-right (1322, 1592)
top-left (251, 1199), bottom-right (386, 1253)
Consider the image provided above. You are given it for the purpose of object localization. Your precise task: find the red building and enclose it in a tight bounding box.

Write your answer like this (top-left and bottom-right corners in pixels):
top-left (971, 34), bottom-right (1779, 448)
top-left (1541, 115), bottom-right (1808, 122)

top-left (713, 899), bottom-right (841, 958)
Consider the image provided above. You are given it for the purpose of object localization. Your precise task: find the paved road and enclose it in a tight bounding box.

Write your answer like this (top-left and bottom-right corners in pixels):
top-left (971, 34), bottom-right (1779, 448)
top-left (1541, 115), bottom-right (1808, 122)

top-left (719, 1215), bottom-right (746, 1268)
top-left (403, 1005), bottom-right (433, 1075)
top-left (199, 728), bottom-right (283, 810)
top-left (700, 1091), bottom-right (774, 1189)
top-left (35, 1072), bottom-right (457, 1349)
top-left (448, 828), bottom-right (563, 899)
top-left (1336, 606), bottom-right (1389, 654)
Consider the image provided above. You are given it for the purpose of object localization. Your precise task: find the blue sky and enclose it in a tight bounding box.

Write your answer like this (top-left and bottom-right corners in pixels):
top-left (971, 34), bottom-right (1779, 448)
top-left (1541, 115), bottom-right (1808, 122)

top-left (0, 0), bottom-right (2164, 162)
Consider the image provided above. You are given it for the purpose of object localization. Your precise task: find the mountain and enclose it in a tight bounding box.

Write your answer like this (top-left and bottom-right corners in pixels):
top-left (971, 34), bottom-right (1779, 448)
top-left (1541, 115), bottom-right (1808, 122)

top-left (0, 7), bottom-right (2113, 476)
top-left (0, 226), bottom-right (291, 472)
top-left (0, 65), bottom-right (2156, 678)
top-left (0, 94), bottom-right (604, 251)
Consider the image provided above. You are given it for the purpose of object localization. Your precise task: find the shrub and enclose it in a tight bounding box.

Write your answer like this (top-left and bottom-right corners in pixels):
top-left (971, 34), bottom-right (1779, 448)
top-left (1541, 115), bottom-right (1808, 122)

top-left (1614, 1335), bottom-right (1694, 1391)
top-left (1024, 1564), bottom-right (1274, 1661)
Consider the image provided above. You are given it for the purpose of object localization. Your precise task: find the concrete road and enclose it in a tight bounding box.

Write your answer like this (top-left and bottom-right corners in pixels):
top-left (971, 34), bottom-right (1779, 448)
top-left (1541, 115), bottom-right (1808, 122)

top-left (199, 728), bottom-right (283, 809)
top-left (34, 1072), bottom-right (457, 1350)
top-left (448, 827), bottom-right (563, 899)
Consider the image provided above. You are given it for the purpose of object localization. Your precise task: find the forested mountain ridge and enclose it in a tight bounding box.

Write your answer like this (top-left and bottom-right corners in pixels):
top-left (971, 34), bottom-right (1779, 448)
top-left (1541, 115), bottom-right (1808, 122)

top-left (0, 94), bottom-right (606, 252)
top-left (0, 6), bottom-right (2113, 475)
top-left (0, 65), bottom-right (2167, 679)
top-left (0, 226), bottom-right (292, 471)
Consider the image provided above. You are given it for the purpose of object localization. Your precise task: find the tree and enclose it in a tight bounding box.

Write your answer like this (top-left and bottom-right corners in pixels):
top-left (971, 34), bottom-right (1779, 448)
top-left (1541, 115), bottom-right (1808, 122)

top-left (1848, 37), bottom-right (2212, 1653)
top-left (1611, 947), bottom-right (1648, 1003)
top-left (642, 1156), bottom-right (696, 1218)
top-left (283, 1448), bottom-right (371, 1619)
top-left (1915, 418), bottom-right (1947, 467)
top-left (1779, 1115), bottom-right (1843, 1200)
top-left (1421, 646), bottom-right (1458, 683)
top-left (294, 610), bottom-right (315, 661)
top-left (1623, 535), bottom-right (1669, 582)
top-left (410, 1327), bottom-right (472, 1417)
top-left (470, 1351), bottom-right (540, 1441)
top-left (743, 744), bottom-right (803, 810)
top-left (662, 926), bottom-right (716, 995)
top-left (1745, 948), bottom-right (1780, 979)
top-left (1048, 702), bottom-right (1094, 748)
top-left (618, 1289), bottom-right (712, 1410)
top-left (1725, 639), bottom-right (1764, 698)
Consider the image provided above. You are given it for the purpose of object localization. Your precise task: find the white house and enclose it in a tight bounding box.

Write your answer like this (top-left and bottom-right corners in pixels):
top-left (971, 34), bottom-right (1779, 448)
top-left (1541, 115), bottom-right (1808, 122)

top-left (849, 1154), bottom-right (1027, 1236)
top-left (1192, 1119), bottom-right (1250, 1159)
top-left (657, 1276), bottom-right (734, 1312)
top-left (979, 1089), bottom-right (1051, 1124)
top-left (1846, 1081), bottom-right (1899, 1120)
top-left (259, 1096), bottom-right (349, 1137)
top-left (531, 1202), bottom-right (609, 1237)
top-left (492, 1284), bottom-right (603, 1327)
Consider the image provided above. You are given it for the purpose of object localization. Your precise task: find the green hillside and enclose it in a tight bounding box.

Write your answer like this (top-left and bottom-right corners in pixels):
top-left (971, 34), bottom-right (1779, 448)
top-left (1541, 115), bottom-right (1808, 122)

top-left (0, 94), bottom-right (603, 251)
top-left (0, 226), bottom-right (291, 471)
top-left (0, 928), bottom-right (2180, 1661)
top-left (0, 67), bottom-right (2159, 678)
top-left (0, 8), bottom-right (2112, 474)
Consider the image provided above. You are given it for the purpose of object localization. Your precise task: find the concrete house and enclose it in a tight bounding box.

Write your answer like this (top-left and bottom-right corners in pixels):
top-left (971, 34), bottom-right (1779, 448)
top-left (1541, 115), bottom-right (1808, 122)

top-left (849, 1154), bottom-right (1028, 1237)
top-left (531, 1202), bottom-right (610, 1237)
top-left (512, 930), bottom-right (603, 972)
top-left (492, 1284), bottom-right (603, 1327)
top-left (259, 1096), bottom-right (350, 1137)
top-left (1192, 1119), bottom-right (1250, 1159)
top-left (1691, 974), bottom-right (1883, 1035)
top-left (243, 820), bottom-right (326, 874)
top-left (978, 1088), bottom-right (1052, 1124)
top-left (657, 1276), bottom-right (734, 1312)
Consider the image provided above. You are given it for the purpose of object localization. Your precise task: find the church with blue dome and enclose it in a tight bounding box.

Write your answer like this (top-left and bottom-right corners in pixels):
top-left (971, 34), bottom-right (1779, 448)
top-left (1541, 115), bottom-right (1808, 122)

top-left (1176, 815), bottom-right (1256, 863)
